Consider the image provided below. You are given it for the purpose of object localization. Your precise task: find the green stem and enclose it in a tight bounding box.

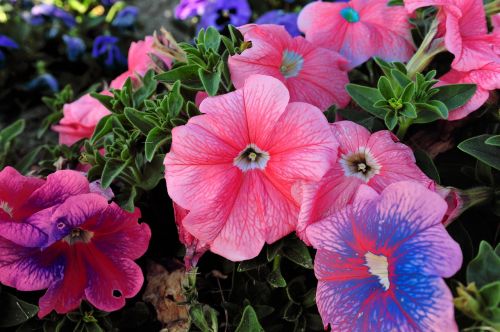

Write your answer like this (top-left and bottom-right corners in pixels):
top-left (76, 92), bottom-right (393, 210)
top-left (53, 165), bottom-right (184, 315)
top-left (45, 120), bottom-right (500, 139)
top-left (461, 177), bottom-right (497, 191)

top-left (396, 118), bottom-right (413, 140)
top-left (406, 18), bottom-right (446, 78)
top-left (272, 254), bottom-right (281, 271)
top-left (485, 0), bottom-right (500, 15)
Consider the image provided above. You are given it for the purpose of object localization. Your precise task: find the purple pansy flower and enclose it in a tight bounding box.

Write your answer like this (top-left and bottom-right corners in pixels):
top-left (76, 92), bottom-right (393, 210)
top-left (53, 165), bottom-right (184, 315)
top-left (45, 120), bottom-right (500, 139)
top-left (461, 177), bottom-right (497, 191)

top-left (62, 35), bottom-right (85, 62)
top-left (30, 4), bottom-right (76, 28)
top-left (198, 0), bottom-right (251, 31)
top-left (306, 181), bottom-right (462, 331)
top-left (175, 0), bottom-right (210, 20)
top-left (255, 10), bottom-right (300, 37)
top-left (92, 35), bottom-right (126, 67)
top-left (24, 73), bottom-right (59, 93)
top-left (112, 6), bottom-right (139, 28)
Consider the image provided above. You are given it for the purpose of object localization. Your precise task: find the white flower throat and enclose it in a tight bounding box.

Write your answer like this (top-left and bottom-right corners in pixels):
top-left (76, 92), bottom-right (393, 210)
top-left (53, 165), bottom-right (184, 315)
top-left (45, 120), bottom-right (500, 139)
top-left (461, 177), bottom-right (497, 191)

top-left (365, 251), bottom-right (390, 291)
top-left (234, 144), bottom-right (270, 171)
top-left (339, 147), bottom-right (381, 182)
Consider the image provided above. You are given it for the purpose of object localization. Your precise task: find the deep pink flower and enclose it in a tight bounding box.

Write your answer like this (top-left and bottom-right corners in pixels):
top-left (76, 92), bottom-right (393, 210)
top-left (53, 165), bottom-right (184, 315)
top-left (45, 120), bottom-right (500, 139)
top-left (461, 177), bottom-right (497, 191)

top-left (164, 75), bottom-right (337, 261)
top-left (307, 181), bottom-right (462, 331)
top-left (405, 0), bottom-right (499, 71)
top-left (111, 36), bottom-right (172, 88)
top-left (0, 193), bottom-right (150, 317)
top-left (52, 93), bottom-right (111, 146)
top-left (0, 167), bottom-right (90, 247)
top-left (228, 24), bottom-right (350, 110)
top-left (173, 202), bottom-right (208, 268)
top-left (298, 0), bottom-right (414, 69)
top-left (438, 62), bottom-right (500, 120)
top-left (195, 91), bottom-right (209, 107)
top-left (297, 121), bottom-right (434, 243)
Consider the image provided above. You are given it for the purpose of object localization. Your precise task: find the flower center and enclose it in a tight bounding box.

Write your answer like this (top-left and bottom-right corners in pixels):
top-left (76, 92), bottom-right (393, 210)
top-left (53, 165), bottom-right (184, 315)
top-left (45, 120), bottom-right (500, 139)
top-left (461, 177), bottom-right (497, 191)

top-left (280, 50), bottom-right (304, 78)
top-left (63, 227), bottom-right (94, 245)
top-left (365, 251), bottom-right (390, 291)
top-left (0, 200), bottom-right (13, 218)
top-left (340, 7), bottom-right (360, 23)
top-left (339, 147), bottom-right (380, 182)
top-left (234, 144), bottom-right (270, 172)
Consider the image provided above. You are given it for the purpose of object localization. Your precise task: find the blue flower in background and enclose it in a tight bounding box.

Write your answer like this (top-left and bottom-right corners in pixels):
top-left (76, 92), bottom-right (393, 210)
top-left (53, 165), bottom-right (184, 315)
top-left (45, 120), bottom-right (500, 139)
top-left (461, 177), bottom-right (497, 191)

top-left (112, 6), bottom-right (139, 28)
top-left (256, 10), bottom-right (300, 37)
top-left (175, 0), bottom-right (210, 20)
top-left (30, 4), bottom-right (76, 28)
top-left (92, 35), bottom-right (126, 67)
top-left (0, 35), bottom-right (19, 66)
top-left (198, 0), bottom-right (251, 31)
top-left (63, 35), bottom-right (85, 62)
top-left (24, 73), bottom-right (59, 93)
top-left (101, 0), bottom-right (117, 6)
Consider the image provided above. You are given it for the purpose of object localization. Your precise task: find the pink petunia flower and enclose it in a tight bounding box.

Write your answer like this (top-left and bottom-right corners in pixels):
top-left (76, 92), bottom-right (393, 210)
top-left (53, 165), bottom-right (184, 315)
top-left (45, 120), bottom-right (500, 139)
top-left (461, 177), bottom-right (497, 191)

top-left (52, 92), bottom-right (111, 146)
top-left (0, 192), bottom-right (151, 317)
top-left (405, 0), bottom-right (500, 71)
top-left (297, 121), bottom-right (434, 244)
top-left (307, 181), bottom-right (462, 331)
top-left (298, 0), bottom-right (414, 69)
top-left (438, 62), bottom-right (500, 120)
top-left (0, 167), bottom-right (90, 247)
top-left (111, 36), bottom-right (172, 89)
top-left (173, 202), bottom-right (208, 268)
top-left (228, 24), bottom-right (350, 110)
top-left (164, 75), bottom-right (337, 261)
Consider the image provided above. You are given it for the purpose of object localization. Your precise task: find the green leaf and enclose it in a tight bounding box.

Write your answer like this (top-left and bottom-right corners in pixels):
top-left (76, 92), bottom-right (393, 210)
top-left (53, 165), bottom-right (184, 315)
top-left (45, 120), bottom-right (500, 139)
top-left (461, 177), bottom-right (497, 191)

top-left (283, 302), bottom-right (303, 322)
top-left (90, 92), bottom-right (114, 111)
top-left (198, 66), bottom-right (222, 96)
top-left (124, 108), bottom-right (156, 135)
top-left (467, 241), bottom-right (500, 288)
top-left (434, 84), bottom-right (476, 110)
top-left (267, 266), bottom-right (286, 288)
top-left (204, 27), bottom-right (222, 51)
top-left (156, 65), bottom-right (203, 89)
top-left (384, 111), bottom-right (398, 130)
top-left (401, 82), bottom-right (415, 102)
top-left (459, 135), bottom-right (500, 171)
top-left (414, 149), bottom-right (440, 183)
top-left (345, 84), bottom-right (386, 118)
top-left (427, 100), bottom-right (448, 119)
top-left (480, 281), bottom-right (500, 309)
top-left (235, 306), bottom-right (264, 332)
top-left (145, 128), bottom-right (169, 162)
top-left (401, 102), bottom-right (417, 119)
top-left (391, 69), bottom-right (412, 88)
top-left (167, 81), bottom-right (184, 117)
top-left (485, 135), bottom-right (500, 147)
top-left (377, 76), bottom-right (395, 100)
top-left (0, 292), bottom-right (38, 328)
top-left (267, 239), bottom-right (283, 262)
top-left (282, 238), bottom-right (313, 269)
top-left (101, 159), bottom-right (129, 188)
top-left (0, 119), bottom-right (25, 145)
top-left (190, 304), bottom-right (215, 332)
top-left (90, 115), bottom-right (114, 144)
top-left (84, 323), bottom-right (104, 332)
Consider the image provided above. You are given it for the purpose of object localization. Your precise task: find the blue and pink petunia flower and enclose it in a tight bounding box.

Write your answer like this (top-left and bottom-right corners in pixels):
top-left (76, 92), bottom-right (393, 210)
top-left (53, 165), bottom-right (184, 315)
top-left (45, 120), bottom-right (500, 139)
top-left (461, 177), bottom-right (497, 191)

top-left (306, 181), bottom-right (462, 331)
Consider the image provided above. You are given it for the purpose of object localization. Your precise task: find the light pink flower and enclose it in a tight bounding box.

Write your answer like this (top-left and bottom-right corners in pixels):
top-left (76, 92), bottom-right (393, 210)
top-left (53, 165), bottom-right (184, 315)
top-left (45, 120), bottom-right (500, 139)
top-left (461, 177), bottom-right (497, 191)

top-left (52, 93), bottom-right (111, 146)
top-left (228, 24), bottom-right (350, 110)
top-left (164, 75), bottom-right (337, 261)
top-left (195, 91), bottom-right (209, 107)
top-left (405, 0), bottom-right (500, 71)
top-left (111, 36), bottom-right (172, 89)
top-left (297, 121), bottom-right (434, 244)
top-left (298, 0), bottom-right (414, 69)
top-left (438, 62), bottom-right (500, 120)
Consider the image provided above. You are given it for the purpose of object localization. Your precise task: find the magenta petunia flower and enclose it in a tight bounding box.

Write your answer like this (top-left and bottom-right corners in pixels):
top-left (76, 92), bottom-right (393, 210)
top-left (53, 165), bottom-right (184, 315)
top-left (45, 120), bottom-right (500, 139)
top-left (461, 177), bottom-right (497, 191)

top-left (405, 0), bottom-right (500, 71)
top-left (0, 167), bottom-right (90, 246)
top-left (298, 0), bottom-right (414, 69)
top-left (307, 181), bottom-right (462, 331)
top-left (297, 121), bottom-right (434, 243)
top-left (0, 193), bottom-right (151, 317)
top-left (111, 36), bottom-right (172, 89)
top-left (164, 75), bottom-right (337, 261)
top-left (228, 24), bottom-right (350, 110)
top-left (438, 62), bottom-right (500, 120)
